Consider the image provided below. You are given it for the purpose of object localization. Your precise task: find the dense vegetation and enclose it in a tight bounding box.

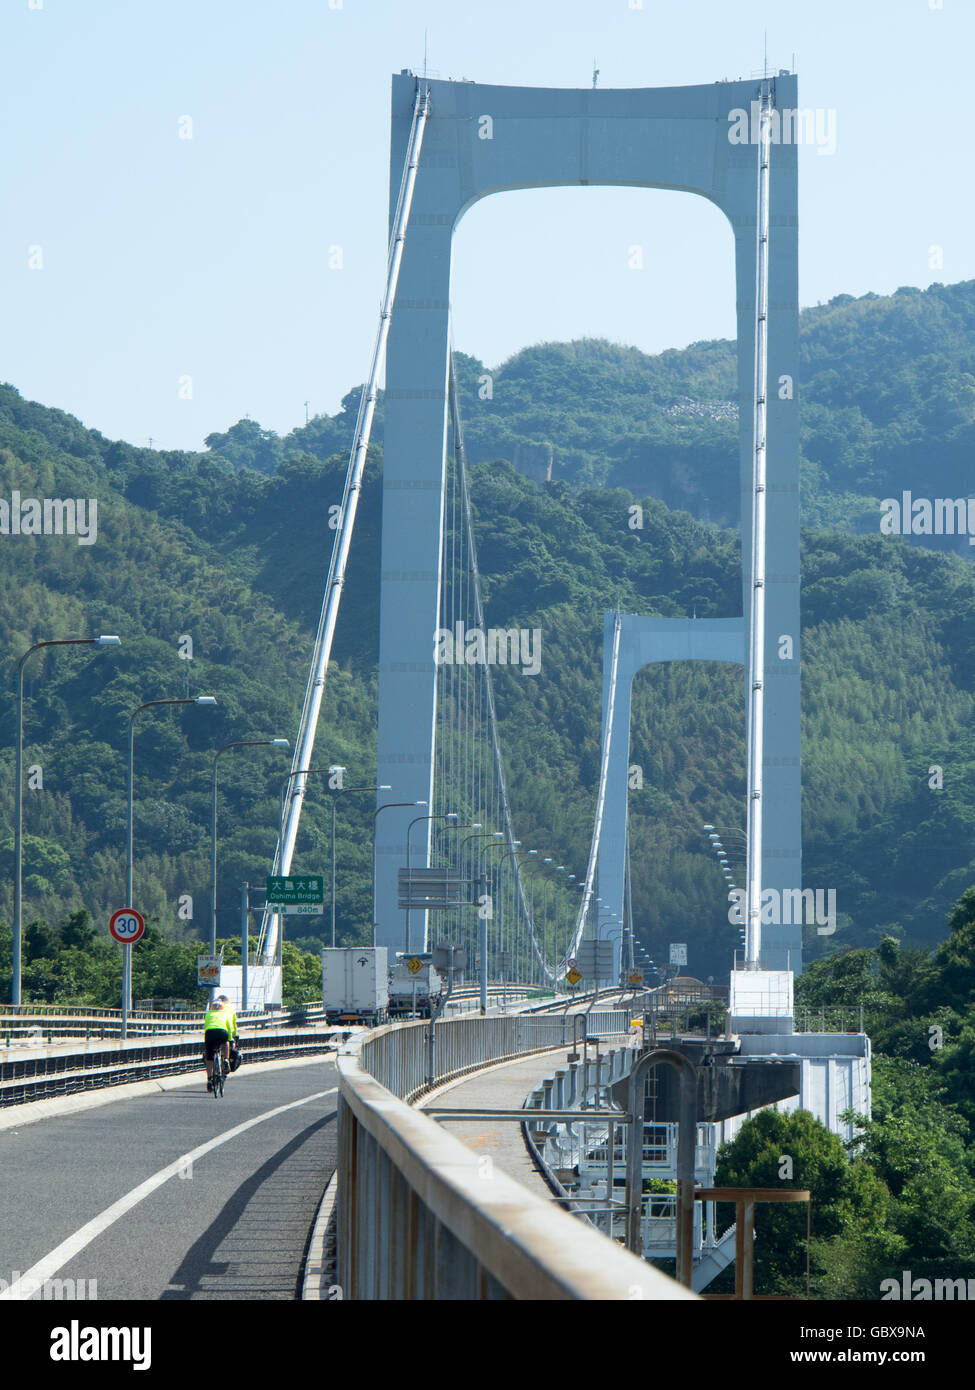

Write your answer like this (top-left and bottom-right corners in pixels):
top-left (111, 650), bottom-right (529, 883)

top-left (709, 887), bottom-right (975, 1297)
top-left (2, 282), bottom-right (975, 993)
top-left (3, 277), bottom-right (975, 1294)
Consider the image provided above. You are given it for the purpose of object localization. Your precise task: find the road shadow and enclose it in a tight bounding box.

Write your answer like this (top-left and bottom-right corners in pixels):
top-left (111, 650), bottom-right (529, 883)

top-left (160, 1111), bottom-right (336, 1300)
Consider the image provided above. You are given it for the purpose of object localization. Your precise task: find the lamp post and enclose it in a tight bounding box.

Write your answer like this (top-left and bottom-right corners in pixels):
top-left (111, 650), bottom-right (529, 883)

top-left (457, 829), bottom-right (500, 1011)
top-left (277, 769), bottom-right (392, 948)
top-left (704, 824), bottom-right (747, 940)
top-left (603, 925), bottom-right (624, 989)
top-left (541, 865), bottom-right (564, 979)
top-left (704, 825), bottom-right (747, 866)
top-left (438, 820), bottom-right (479, 953)
top-left (211, 739), bottom-right (289, 957)
top-left (271, 766), bottom-right (332, 967)
top-left (487, 842), bottom-right (522, 986)
top-left (405, 811), bottom-right (457, 955)
top-left (472, 831), bottom-right (506, 1000)
top-left (524, 853), bottom-right (558, 987)
top-left (600, 906), bottom-right (629, 984)
top-left (558, 873), bottom-right (576, 977)
top-left (372, 801), bottom-right (426, 946)
top-left (126, 695), bottom-right (216, 1039)
top-left (524, 851), bottom-right (560, 986)
top-left (521, 850), bottom-right (539, 983)
top-left (500, 839), bottom-right (531, 995)
top-left (13, 634), bottom-right (120, 1006)
top-left (329, 784), bottom-right (390, 948)
top-left (279, 766), bottom-right (332, 833)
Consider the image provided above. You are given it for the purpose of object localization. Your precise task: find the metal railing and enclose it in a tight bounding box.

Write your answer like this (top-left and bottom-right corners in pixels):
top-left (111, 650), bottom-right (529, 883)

top-left (0, 1001), bottom-right (327, 1045)
top-left (0, 1029), bottom-right (343, 1108)
top-left (335, 1011), bottom-right (696, 1299)
top-left (794, 1006), bottom-right (865, 1034)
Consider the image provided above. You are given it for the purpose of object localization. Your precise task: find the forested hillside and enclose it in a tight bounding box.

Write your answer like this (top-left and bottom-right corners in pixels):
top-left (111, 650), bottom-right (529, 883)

top-left (204, 278), bottom-right (975, 542)
top-left (1, 280), bottom-right (975, 1001)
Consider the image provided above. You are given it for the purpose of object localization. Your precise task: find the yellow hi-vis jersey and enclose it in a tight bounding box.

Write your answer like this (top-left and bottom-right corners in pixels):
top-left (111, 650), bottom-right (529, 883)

top-left (204, 1002), bottom-right (238, 1038)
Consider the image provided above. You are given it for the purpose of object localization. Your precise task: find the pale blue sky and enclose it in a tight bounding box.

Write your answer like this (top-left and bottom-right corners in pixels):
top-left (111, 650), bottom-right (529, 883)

top-left (1, 0), bottom-right (971, 451)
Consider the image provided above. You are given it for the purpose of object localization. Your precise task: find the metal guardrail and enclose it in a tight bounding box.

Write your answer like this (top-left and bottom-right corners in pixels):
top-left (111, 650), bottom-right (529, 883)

top-left (335, 1012), bottom-right (696, 1300)
top-left (0, 1002), bottom-right (326, 1045)
top-left (0, 1030), bottom-right (343, 1108)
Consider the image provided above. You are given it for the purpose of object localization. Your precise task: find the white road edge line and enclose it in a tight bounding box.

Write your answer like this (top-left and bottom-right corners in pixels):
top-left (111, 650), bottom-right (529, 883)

top-left (0, 1086), bottom-right (338, 1301)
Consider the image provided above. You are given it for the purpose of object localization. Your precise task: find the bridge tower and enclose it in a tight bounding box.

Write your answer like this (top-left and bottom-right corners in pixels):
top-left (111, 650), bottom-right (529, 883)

top-left (375, 72), bottom-right (800, 965)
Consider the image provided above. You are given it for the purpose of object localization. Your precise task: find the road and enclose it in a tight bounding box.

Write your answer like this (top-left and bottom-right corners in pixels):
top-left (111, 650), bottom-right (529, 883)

top-left (0, 1057), bottom-right (338, 1301)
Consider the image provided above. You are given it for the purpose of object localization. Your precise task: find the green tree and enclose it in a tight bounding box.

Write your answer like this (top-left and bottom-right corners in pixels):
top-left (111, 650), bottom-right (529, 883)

top-left (850, 1057), bottom-right (975, 1265)
top-left (713, 1108), bottom-right (892, 1297)
top-left (282, 941), bottom-right (321, 1008)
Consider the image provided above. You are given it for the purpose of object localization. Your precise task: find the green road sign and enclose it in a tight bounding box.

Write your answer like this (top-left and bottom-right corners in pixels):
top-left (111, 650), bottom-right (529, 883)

top-left (266, 875), bottom-right (324, 907)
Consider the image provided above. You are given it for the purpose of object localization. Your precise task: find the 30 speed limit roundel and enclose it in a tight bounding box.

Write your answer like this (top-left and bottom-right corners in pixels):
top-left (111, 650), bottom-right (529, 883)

top-left (109, 908), bottom-right (146, 945)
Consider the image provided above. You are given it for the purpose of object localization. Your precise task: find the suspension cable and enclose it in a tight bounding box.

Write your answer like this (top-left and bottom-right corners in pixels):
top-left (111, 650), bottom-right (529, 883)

top-left (745, 80), bottom-right (772, 970)
top-left (257, 82), bottom-right (431, 965)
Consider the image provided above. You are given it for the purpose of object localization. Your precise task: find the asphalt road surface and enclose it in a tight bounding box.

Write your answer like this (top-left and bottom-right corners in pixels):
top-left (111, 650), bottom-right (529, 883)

top-left (0, 1057), bottom-right (338, 1301)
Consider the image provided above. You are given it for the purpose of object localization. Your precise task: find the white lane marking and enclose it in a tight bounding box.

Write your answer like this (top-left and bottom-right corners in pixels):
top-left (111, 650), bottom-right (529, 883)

top-left (0, 1085), bottom-right (338, 1300)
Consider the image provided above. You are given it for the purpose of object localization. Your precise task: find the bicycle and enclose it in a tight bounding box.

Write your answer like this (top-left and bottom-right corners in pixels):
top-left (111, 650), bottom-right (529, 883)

top-left (205, 1050), bottom-right (228, 1095)
top-left (210, 1053), bottom-right (229, 1098)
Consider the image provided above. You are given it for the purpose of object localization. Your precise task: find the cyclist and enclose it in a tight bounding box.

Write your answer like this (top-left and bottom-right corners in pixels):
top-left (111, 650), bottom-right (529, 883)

top-left (204, 994), bottom-right (238, 1091)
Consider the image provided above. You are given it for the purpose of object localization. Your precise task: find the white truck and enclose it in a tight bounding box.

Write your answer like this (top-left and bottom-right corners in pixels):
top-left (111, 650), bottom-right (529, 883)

top-left (322, 947), bottom-right (389, 1026)
top-left (387, 959), bottom-right (443, 1019)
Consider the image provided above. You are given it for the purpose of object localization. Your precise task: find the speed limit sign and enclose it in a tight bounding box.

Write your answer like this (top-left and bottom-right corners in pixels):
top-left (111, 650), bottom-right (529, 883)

top-left (109, 908), bottom-right (146, 945)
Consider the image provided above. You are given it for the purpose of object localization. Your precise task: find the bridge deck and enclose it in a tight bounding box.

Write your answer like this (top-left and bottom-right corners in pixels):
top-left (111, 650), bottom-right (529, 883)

top-left (419, 1047), bottom-right (568, 1198)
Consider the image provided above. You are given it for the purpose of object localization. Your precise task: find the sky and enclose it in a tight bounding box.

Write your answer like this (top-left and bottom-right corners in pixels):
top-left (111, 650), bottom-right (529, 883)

top-left (0, 0), bottom-right (971, 452)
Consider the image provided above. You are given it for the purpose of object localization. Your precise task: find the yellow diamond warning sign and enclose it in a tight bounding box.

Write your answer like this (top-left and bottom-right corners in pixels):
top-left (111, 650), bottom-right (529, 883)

top-left (406, 956), bottom-right (424, 975)
top-left (566, 967), bottom-right (582, 986)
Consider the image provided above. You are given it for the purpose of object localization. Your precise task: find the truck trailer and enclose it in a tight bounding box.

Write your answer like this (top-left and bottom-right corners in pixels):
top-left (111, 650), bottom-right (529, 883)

top-left (322, 946), bottom-right (389, 1025)
top-left (387, 959), bottom-right (443, 1019)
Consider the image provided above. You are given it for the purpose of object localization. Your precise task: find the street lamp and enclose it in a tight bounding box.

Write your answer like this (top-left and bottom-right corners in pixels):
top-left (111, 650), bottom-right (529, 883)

top-left (704, 824), bottom-right (745, 894)
top-left (541, 865), bottom-right (564, 976)
top-left (521, 852), bottom-right (546, 985)
top-left (557, 873), bottom-right (576, 972)
top-left (275, 768), bottom-right (389, 948)
top-left (372, 801), bottom-right (426, 945)
top-left (463, 831), bottom-right (503, 1010)
top-left (487, 841), bottom-right (522, 981)
top-left (12, 634), bottom-right (121, 1005)
top-left (487, 842), bottom-right (528, 1005)
top-left (703, 823), bottom-right (747, 840)
top-left (456, 825), bottom-right (495, 895)
top-left (405, 811), bottom-right (457, 955)
top-left (328, 783), bottom-right (390, 948)
top-left (523, 854), bottom-right (560, 986)
top-left (278, 765), bottom-right (335, 826)
top-left (127, 695), bottom-right (216, 1035)
top-left (604, 926), bottom-right (625, 986)
top-left (277, 769), bottom-right (397, 948)
top-left (210, 739), bottom-right (290, 956)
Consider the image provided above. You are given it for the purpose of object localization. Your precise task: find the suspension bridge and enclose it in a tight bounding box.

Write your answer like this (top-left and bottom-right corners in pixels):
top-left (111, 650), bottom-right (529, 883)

top-left (257, 66), bottom-right (803, 1001)
top-left (3, 68), bottom-right (871, 1306)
